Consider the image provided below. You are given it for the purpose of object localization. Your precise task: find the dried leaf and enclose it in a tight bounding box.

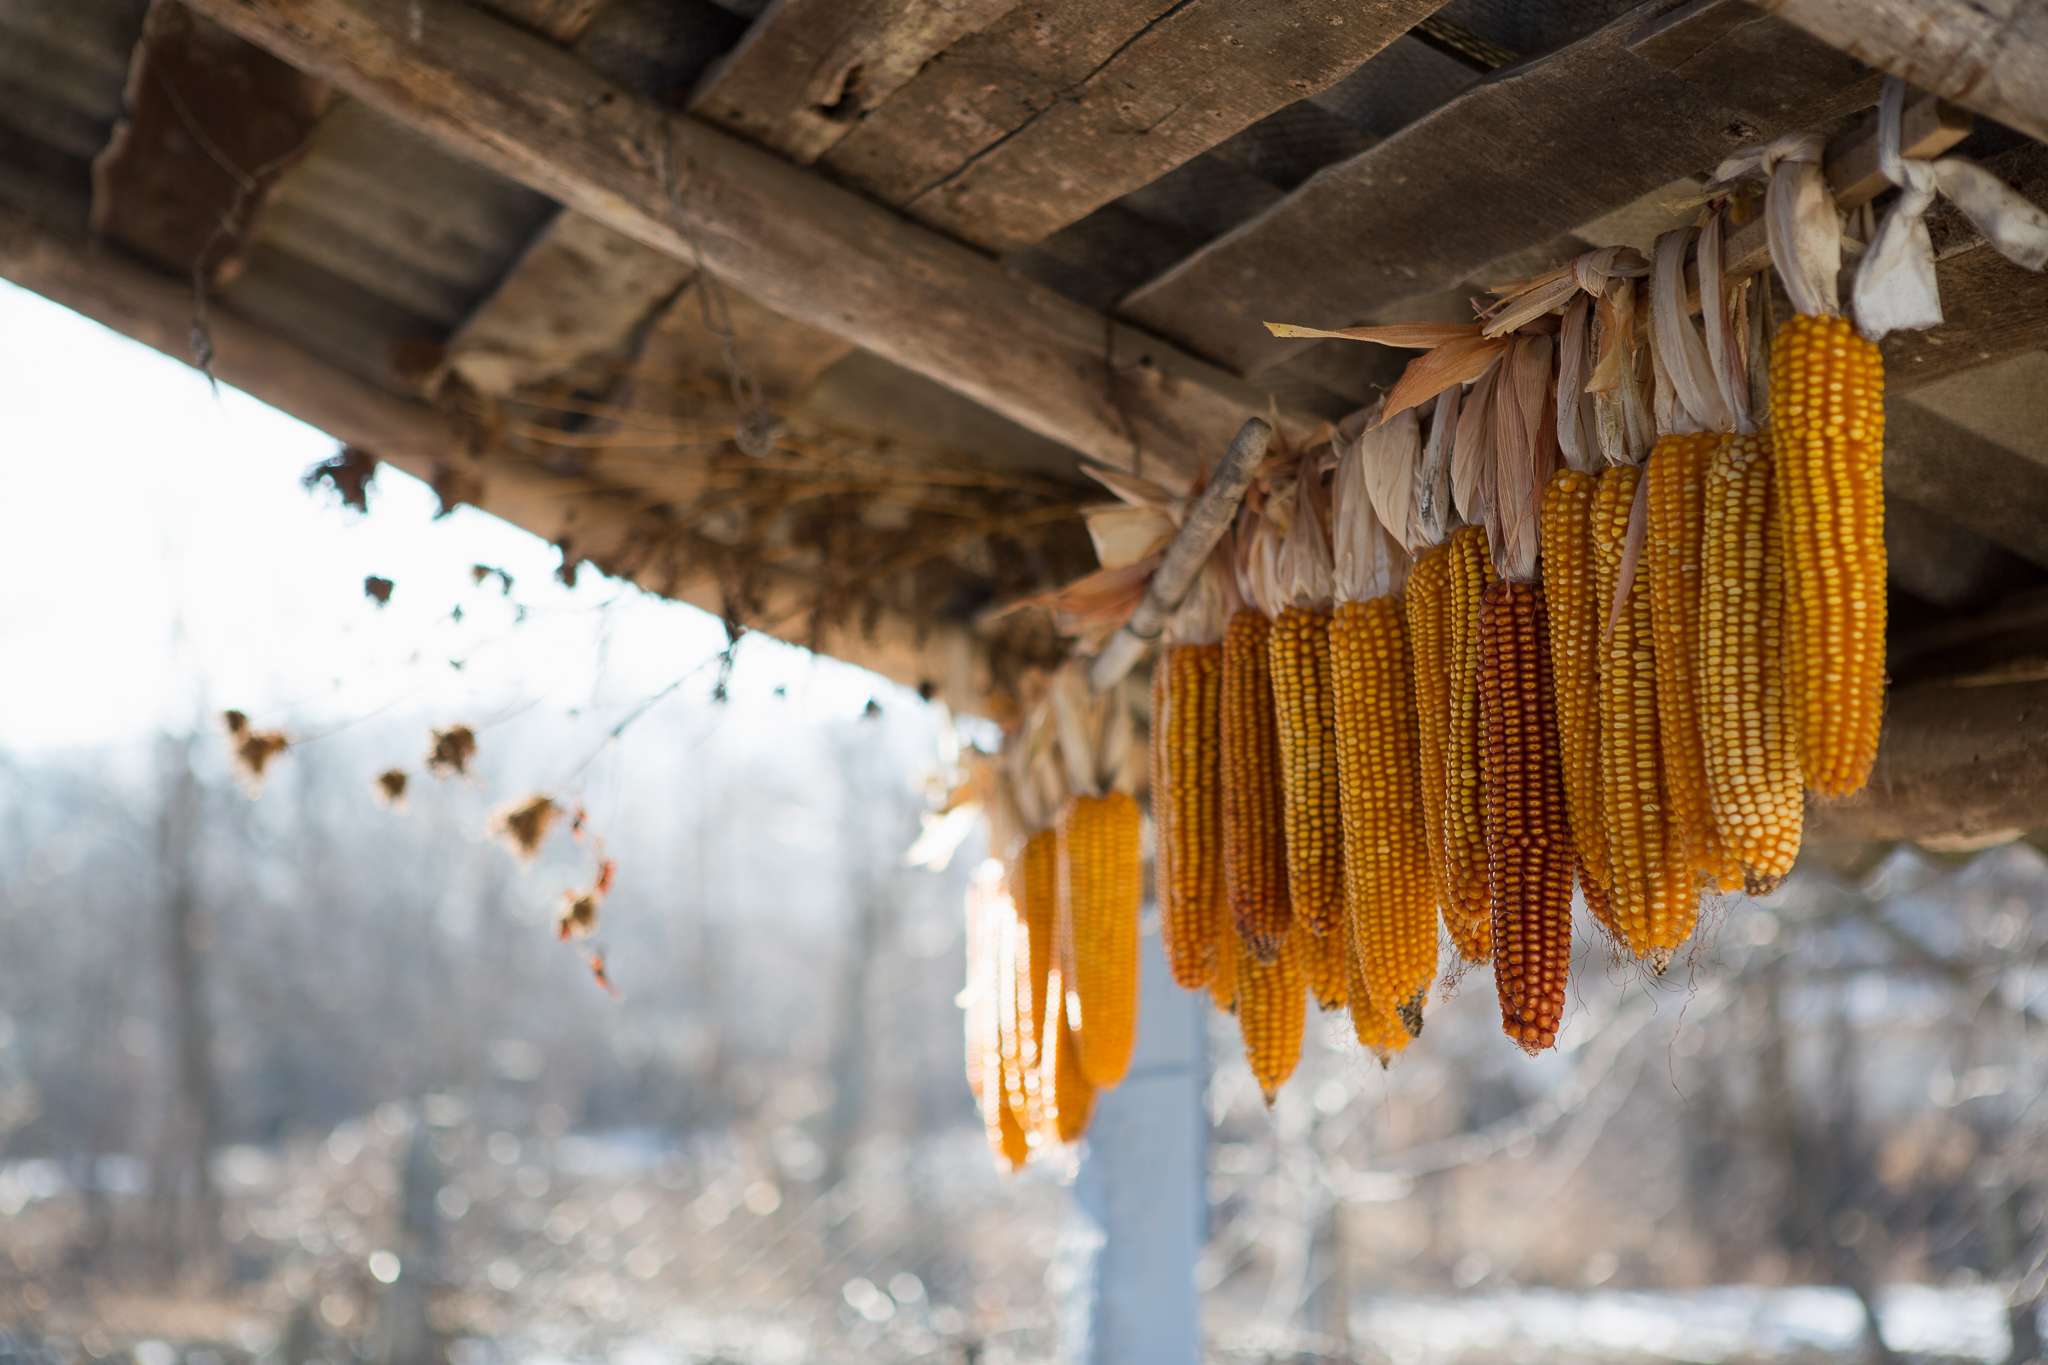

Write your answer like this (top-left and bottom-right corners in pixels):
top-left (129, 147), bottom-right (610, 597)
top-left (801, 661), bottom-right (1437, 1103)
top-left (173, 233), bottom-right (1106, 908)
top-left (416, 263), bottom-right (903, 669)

top-left (491, 793), bottom-right (560, 861)
top-left (1699, 209), bottom-right (1752, 433)
top-left (1604, 473), bottom-right (1651, 646)
top-left (231, 730), bottom-right (290, 793)
top-left (373, 768), bottom-right (408, 808)
top-left (1488, 335), bottom-right (1555, 581)
top-left (364, 575), bottom-right (394, 606)
top-left (585, 949), bottom-right (618, 996)
top-left (426, 724), bottom-right (478, 778)
top-left (1335, 404), bottom-right (1419, 597)
top-left (1651, 228), bottom-right (1732, 434)
top-left (1766, 153), bottom-right (1841, 319)
top-left (1263, 321), bottom-right (1481, 348)
top-left (595, 858), bottom-right (617, 896)
top-left (1382, 335), bottom-right (1511, 425)
top-left (1083, 503), bottom-right (1176, 572)
top-left (1277, 451), bottom-right (1336, 610)
top-left (1450, 360), bottom-right (1501, 526)
top-left (1079, 461), bottom-right (1190, 510)
top-left (1415, 387), bottom-right (1458, 547)
top-left (222, 709), bottom-right (250, 738)
top-left (302, 447), bottom-right (376, 513)
top-left (557, 891), bottom-right (600, 941)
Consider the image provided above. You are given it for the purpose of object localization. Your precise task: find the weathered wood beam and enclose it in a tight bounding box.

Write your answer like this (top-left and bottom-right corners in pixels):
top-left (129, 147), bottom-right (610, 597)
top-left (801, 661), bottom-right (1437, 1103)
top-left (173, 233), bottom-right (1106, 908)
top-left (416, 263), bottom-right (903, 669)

top-left (821, 0), bottom-right (1453, 255)
top-left (190, 0), bottom-right (1274, 476)
top-left (1805, 680), bottom-right (2048, 845)
top-left (1748, 0), bottom-right (2048, 148)
top-left (690, 0), bottom-right (1021, 166)
top-left (89, 1), bottom-right (330, 277)
top-left (0, 207), bottom-right (1007, 710)
top-left (1122, 0), bottom-right (1879, 376)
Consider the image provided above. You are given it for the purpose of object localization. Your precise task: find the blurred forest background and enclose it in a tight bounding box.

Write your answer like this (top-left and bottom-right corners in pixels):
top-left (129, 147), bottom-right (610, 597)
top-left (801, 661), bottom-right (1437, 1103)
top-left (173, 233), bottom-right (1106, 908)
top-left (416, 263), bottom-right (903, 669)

top-left (4, 288), bottom-right (2048, 1365)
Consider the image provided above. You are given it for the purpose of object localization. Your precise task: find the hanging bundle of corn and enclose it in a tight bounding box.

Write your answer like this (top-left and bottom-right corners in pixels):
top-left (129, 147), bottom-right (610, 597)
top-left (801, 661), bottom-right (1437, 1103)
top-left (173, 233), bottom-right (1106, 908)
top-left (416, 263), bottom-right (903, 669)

top-left (1234, 933), bottom-right (1306, 1104)
top-left (1471, 331), bottom-right (1577, 1053)
top-left (1262, 458), bottom-right (1345, 940)
top-left (1738, 139), bottom-right (1886, 797)
top-left (1329, 400), bottom-right (1435, 1049)
top-left (1153, 540), bottom-right (1237, 989)
top-left (1224, 491), bottom-right (1294, 960)
top-left (1050, 666), bottom-right (1144, 1090)
top-left (1004, 741), bottom-right (1065, 1132)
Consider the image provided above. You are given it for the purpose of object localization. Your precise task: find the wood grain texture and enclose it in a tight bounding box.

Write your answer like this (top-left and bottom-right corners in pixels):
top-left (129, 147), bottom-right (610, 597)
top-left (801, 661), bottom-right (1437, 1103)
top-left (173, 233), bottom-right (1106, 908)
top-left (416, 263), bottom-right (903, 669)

top-left (828, 0), bottom-right (1449, 253)
top-left (1885, 389), bottom-right (2048, 571)
top-left (1121, 0), bottom-right (1877, 376)
top-left (1804, 680), bottom-right (2048, 844)
top-left (0, 206), bottom-right (1008, 711)
top-left (1752, 0), bottom-right (2048, 147)
top-left (190, 0), bottom-right (1280, 474)
top-left (89, 1), bottom-right (330, 278)
top-left (689, 0), bottom-right (1022, 165)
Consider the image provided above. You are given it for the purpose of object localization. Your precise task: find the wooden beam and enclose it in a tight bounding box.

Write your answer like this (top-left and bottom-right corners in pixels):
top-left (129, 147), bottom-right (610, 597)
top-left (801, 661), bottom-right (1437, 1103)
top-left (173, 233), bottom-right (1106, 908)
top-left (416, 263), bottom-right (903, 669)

top-left (1749, 0), bottom-right (2048, 148)
top-left (823, 0), bottom-right (1452, 255)
top-left (192, 0), bottom-right (1277, 475)
top-left (1805, 680), bottom-right (2048, 845)
top-left (689, 0), bottom-right (1022, 166)
top-left (0, 207), bottom-right (1009, 711)
top-left (1121, 0), bottom-right (1879, 376)
top-left (89, 1), bottom-right (331, 277)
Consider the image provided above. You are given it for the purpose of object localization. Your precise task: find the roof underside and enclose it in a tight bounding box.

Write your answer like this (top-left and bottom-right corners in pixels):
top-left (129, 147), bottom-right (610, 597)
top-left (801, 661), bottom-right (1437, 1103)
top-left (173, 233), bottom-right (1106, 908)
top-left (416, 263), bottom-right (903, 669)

top-left (3, 0), bottom-right (2047, 750)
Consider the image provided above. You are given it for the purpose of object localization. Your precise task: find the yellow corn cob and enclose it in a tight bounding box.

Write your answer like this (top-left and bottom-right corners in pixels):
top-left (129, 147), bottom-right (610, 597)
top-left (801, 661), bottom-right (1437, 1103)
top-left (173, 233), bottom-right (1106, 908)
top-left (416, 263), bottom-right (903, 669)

top-left (1405, 545), bottom-right (1454, 917)
top-left (993, 908), bottom-right (1032, 1139)
top-left (1014, 829), bottom-right (1058, 1070)
top-left (1442, 525), bottom-right (1497, 961)
top-left (1479, 580), bottom-right (1575, 1053)
top-left (1207, 896), bottom-right (1240, 1013)
top-left (1158, 644), bottom-right (1224, 987)
top-left (1268, 606), bottom-right (1343, 937)
top-left (1539, 469), bottom-right (1610, 896)
top-left (983, 913), bottom-right (1030, 1170)
top-left (1331, 596), bottom-right (1436, 1040)
top-left (1234, 934), bottom-right (1305, 1104)
top-left (1700, 433), bottom-right (1804, 893)
top-left (1299, 910), bottom-right (1349, 1011)
top-left (1344, 919), bottom-right (1414, 1060)
top-left (1593, 465), bottom-right (1698, 968)
top-left (1011, 831), bottom-right (1057, 1131)
top-left (1056, 791), bottom-right (1142, 1088)
top-left (1038, 962), bottom-right (1095, 1144)
top-left (1222, 609), bottom-right (1292, 960)
top-left (1770, 313), bottom-right (1887, 797)
top-left (1647, 433), bottom-right (1743, 891)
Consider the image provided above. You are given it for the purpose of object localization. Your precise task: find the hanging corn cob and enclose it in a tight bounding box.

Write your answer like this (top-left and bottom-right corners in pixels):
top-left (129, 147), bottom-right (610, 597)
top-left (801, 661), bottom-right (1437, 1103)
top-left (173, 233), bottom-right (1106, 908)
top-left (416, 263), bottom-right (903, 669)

top-left (1475, 332), bottom-right (1577, 1053)
top-left (1050, 666), bottom-right (1143, 1089)
top-left (969, 864), bottom-right (1030, 1171)
top-left (1756, 147), bottom-right (1887, 797)
top-left (1442, 522), bottom-right (1496, 957)
top-left (1208, 921), bottom-right (1241, 1014)
top-left (1234, 933), bottom-right (1306, 1104)
top-left (1038, 960), bottom-right (1095, 1144)
top-left (1329, 402), bottom-right (1435, 1049)
top-left (1264, 461), bottom-right (1345, 940)
top-left (1154, 542), bottom-right (1237, 989)
top-left (1223, 493), bottom-right (1293, 960)
top-left (1405, 387), bottom-right (1464, 959)
top-left (1300, 915), bottom-right (1350, 1011)
top-left (1700, 431), bottom-right (1804, 892)
top-left (1645, 224), bottom-right (1746, 894)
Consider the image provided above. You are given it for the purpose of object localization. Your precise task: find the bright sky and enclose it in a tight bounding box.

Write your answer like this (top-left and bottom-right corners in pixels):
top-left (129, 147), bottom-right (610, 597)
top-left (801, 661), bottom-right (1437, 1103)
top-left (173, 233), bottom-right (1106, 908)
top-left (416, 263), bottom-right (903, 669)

top-left (0, 281), bottom-right (904, 753)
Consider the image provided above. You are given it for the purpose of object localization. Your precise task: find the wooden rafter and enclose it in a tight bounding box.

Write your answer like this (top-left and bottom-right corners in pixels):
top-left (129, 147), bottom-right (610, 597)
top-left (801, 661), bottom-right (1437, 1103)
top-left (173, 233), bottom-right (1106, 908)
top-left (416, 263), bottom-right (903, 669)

top-left (1121, 0), bottom-right (1880, 376)
top-left (187, 0), bottom-right (1282, 476)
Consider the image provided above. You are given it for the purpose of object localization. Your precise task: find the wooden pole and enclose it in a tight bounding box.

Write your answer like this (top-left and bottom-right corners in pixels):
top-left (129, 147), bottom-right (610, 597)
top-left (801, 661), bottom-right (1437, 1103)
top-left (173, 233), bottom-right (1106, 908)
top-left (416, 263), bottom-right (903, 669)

top-left (1089, 417), bottom-right (1272, 693)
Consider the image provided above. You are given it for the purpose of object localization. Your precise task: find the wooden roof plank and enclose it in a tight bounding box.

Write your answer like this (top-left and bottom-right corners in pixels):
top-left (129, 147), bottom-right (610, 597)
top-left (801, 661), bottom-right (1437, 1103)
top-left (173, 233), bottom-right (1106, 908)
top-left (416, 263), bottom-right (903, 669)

top-left (1120, 0), bottom-right (1878, 376)
top-left (1752, 0), bottom-right (2048, 148)
top-left (689, 0), bottom-right (1024, 166)
top-left (182, 0), bottom-right (1280, 477)
top-left (868, 0), bottom-right (1453, 255)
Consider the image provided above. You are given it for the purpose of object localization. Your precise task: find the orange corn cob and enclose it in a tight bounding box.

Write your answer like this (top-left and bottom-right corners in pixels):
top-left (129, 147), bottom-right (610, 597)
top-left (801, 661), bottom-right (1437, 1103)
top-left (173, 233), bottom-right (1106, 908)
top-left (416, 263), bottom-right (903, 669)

top-left (1158, 644), bottom-right (1224, 987)
top-left (1038, 962), bottom-right (1095, 1144)
top-left (1344, 919), bottom-right (1414, 1061)
top-left (1056, 791), bottom-right (1142, 1088)
top-left (1479, 580), bottom-right (1575, 1053)
top-left (1593, 464), bottom-right (1698, 968)
top-left (1331, 595), bottom-right (1436, 1044)
top-left (1234, 934), bottom-right (1305, 1104)
top-left (1770, 313), bottom-right (1886, 796)
top-left (1013, 829), bottom-right (1058, 1073)
top-left (1441, 525), bottom-right (1496, 960)
top-left (1539, 469), bottom-right (1610, 897)
top-left (1700, 433), bottom-right (1804, 892)
top-left (983, 911), bottom-right (1030, 1170)
top-left (1647, 433), bottom-right (1742, 891)
top-left (1299, 911), bottom-right (1349, 1011)
top-left (1222, 610), bottom-right (1292, 959)
top-left (1405, 545), bottom-right (1454, 917)
top-left (1268, 606), bottom-right (1343, 937)
top-left (1207, 897), bottom-right (1240, 1014)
